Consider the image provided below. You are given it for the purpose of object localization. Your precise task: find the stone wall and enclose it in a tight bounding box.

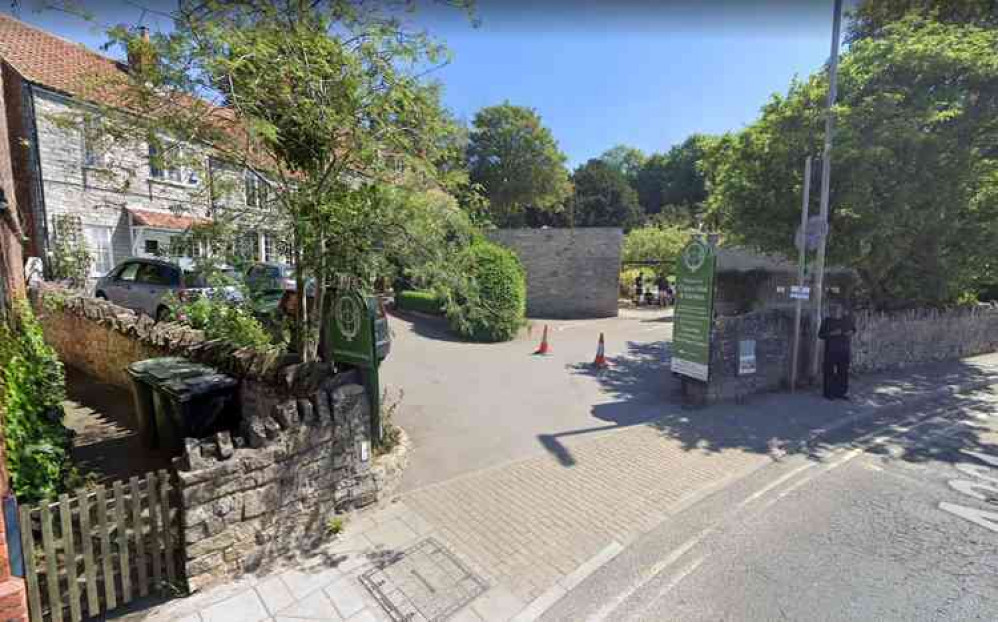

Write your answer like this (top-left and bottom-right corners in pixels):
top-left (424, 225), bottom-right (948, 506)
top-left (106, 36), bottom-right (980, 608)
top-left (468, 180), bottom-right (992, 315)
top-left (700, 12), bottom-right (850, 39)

top-left (851, 307), bottom-right (998, 374)
top-left (487, 227), bottom-right (623, 319)
top-left (177, 375), bottom-right (379, 590)
top-left (32, 284), bottom-right (408, 591)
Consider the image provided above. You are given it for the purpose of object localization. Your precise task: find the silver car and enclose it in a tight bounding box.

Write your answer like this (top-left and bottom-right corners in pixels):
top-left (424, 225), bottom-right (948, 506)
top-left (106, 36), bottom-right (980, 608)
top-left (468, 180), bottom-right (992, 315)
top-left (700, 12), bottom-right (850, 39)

top-left (95, 258), bottom-right (241, 321)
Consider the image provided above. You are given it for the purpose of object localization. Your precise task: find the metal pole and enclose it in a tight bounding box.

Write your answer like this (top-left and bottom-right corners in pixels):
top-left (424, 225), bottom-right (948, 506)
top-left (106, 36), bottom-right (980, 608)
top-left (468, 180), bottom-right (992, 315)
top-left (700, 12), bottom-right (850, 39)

top-left (791, 156), bottom-right (812, 392)
top-left (810, 0), bottom-right (843, 381)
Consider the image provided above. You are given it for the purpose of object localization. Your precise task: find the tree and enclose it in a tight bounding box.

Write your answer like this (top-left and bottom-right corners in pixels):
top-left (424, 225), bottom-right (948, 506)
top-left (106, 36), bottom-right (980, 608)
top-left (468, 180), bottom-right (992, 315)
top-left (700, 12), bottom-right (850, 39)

top-left (75, 0), bottom-right (468, 359)
top-left (633, 135), bottom-right (714, 226)
top-left (705, 16), bottom-right (998, 309)
top-left (599, 145), bottom-right (646, 183)
top-left (621, 224), bottom-right (689, 277)
top-left (466, 103), bottom-right (571, 227)
top-left (570, 159), bottom-right (642, 229)
top-left (847, 0), bottom-right (998, 41)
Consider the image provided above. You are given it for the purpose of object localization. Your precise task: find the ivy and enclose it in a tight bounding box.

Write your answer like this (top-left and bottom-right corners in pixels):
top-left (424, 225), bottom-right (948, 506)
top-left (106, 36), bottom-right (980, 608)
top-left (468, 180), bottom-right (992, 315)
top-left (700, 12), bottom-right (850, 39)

top-left (0, 302), bottom-right (75, 504)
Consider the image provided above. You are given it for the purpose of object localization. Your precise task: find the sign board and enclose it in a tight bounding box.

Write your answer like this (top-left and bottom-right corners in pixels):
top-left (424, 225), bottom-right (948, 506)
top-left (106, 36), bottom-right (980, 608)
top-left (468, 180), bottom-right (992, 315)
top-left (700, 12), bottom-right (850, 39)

top-left (795, 216), bottom-right (827, 252)
top-left (670, 239), bottom-right (717, 381)
top-left (324, 290), bottom-right (375, 368)
top-left (738, 340), bottom-right (756, 375)
top-left (789, 285), bottom-right (811, 300)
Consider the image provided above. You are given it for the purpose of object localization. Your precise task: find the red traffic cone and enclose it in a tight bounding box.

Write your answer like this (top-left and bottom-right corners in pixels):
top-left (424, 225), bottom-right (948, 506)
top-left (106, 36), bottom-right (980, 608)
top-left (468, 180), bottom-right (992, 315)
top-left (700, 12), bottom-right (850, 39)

top-left (593, 333), bottom-right (608, 368)
top-left (534, 324), bottom-right (551, 355)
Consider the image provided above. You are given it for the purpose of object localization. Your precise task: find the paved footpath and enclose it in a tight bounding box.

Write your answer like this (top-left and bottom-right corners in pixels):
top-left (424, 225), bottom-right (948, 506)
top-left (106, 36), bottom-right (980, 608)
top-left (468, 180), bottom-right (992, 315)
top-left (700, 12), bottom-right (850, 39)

top-left (118, 353), bottom-right (998, 622)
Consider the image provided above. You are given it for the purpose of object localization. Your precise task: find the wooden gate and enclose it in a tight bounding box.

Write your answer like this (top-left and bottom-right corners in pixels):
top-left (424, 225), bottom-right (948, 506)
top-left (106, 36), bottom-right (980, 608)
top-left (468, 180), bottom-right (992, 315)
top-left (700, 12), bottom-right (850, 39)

top-left (18, 470), bottom-right (182, 622)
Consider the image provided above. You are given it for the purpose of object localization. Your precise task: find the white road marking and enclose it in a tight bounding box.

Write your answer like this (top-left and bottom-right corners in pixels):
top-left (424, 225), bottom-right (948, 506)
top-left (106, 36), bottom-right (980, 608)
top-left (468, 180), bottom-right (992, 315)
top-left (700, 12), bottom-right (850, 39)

top-left (961, 449), bottom-right (998, 468)
top-left (585, 533), bottom-right (708, 622)
top-left (954, 463), bottom-right (998, 485)
top-left (948, 479), bottom-right (998, 502)
top-left (623, 555), bottom-right (707, 622)
top-left (737, 462), bottom-right (817, 509)
top-left (938, 501), bottom-right (998, 533)
top-left (512, 541), bottom-right (625, 622)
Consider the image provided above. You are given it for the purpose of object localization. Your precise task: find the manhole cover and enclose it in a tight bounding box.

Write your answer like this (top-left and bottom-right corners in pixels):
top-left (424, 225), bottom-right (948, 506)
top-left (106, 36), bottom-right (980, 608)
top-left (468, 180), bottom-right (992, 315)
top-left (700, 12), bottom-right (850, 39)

top-left (359, 537), bottom-right (488, 622)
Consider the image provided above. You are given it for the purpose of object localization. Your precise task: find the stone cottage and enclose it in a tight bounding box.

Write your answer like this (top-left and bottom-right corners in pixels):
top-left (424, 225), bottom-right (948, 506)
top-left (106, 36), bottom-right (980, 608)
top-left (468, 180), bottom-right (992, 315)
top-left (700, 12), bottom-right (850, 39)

top-left (0, 14), bottom-right (284, 279)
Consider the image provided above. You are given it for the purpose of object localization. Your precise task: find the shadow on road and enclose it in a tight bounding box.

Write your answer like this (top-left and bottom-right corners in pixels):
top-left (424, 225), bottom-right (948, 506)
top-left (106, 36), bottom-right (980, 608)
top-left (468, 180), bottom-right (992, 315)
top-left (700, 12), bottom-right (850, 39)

top-left (388, 309), bottom-right (466, 343)
top-left (540, 343), bottom-right (998, 469)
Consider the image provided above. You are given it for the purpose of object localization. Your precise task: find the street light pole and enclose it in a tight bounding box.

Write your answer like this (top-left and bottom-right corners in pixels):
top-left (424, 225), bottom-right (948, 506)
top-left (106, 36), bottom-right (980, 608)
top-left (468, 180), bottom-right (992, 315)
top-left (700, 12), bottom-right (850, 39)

top-left (810, 0), bottom-right (843, 381)
top-left (791, 155), bottom-right (812, 392)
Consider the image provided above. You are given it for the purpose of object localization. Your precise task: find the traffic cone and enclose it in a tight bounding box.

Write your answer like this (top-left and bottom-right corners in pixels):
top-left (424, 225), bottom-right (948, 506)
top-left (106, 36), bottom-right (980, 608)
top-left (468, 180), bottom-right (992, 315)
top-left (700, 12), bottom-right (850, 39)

top-left (593, 333), bottom-right (608, 369)
top-left (534, 325), bottom-right (551, 355)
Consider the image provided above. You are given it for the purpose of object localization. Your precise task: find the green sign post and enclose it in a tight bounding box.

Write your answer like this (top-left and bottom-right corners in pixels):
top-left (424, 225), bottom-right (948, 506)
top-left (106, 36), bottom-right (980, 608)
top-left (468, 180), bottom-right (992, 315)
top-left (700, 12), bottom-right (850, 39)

top-left (671, 238), bottom-right (717, 381)
top-left (324, 291), bottom-right (383, 442)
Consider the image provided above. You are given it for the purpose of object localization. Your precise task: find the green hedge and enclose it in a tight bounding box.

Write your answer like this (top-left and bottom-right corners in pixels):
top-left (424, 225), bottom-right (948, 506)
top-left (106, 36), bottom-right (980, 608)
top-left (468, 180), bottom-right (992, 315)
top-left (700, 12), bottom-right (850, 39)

top-left (441, 240), bottom-right (526, 342)
top-left (396, 290), bottom-right (443, 315)
top-left (0, 302), bottom-right (75, 503)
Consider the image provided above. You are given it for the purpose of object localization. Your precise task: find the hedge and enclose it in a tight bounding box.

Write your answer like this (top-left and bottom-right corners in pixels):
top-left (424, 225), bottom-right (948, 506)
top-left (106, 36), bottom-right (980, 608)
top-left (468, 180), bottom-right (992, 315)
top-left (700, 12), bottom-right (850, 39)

top-left (396, 290), bottom-right (443, 315)
top-left (441, 239), bottom-right (526, 342)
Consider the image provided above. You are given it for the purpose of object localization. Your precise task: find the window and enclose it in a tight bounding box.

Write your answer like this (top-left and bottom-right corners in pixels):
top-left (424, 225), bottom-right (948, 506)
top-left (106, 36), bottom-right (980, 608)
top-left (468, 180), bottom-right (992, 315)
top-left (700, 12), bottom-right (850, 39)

top-left (83, 225), bottom-right (114, 276)
top-left (116, 262), bottom-right (140, 281)
top-left (136, 263), bottom-right (180, 286)
top-left (149, 140), bottom-right (200, 186)
top-left (261, 233), bottom-right (289, 264)
top-left (244, 171), bottom-right (270, 208)
top-left (82, 117), bottom-right (108, 168)
top-left (144, 239), bottom-right (160, 255)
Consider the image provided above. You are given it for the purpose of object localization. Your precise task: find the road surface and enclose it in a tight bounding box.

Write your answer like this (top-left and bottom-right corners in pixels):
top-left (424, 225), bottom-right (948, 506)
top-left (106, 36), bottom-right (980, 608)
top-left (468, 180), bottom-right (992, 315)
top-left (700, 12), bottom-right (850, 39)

top-left (542, 385), bottom-right (998, 622)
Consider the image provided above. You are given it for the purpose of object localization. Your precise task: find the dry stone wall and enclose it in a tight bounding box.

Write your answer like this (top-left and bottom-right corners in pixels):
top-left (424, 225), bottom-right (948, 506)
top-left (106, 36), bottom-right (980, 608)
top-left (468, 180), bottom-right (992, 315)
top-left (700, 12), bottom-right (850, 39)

top-left (31, 284), bottom-right (408, 591)
top-left (487, 227), bottom-right (623, 319)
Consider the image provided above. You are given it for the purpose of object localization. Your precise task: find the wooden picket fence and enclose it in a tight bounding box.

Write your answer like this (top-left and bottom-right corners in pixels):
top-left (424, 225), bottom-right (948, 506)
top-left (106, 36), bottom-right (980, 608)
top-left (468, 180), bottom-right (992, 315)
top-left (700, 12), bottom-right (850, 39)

top-left (19, 470), bottom-right (182, 622)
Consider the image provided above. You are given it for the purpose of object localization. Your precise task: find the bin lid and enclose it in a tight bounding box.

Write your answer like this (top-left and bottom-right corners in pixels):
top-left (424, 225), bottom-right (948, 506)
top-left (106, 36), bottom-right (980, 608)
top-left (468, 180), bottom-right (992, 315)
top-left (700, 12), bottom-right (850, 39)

top-left (128, 357), bottom-right (237, 400)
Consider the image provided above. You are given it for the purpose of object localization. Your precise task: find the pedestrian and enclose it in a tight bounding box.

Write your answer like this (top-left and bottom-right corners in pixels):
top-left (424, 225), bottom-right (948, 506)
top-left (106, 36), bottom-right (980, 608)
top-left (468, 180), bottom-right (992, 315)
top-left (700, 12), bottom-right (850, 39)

top-left (656, 274), bottom-right (669, 306)
top-left (634, 273), bottom-right (644, 306)
top-left (818, 303), bottom-right (856, 400)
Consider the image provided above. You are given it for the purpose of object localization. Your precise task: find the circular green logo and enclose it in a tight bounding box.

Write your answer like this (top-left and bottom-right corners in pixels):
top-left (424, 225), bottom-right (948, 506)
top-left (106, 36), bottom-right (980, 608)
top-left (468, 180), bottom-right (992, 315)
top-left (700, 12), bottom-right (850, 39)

top-left (335, 295), bottom-right (361, 340)
top-left (682, 241), bottom-right (708, 272)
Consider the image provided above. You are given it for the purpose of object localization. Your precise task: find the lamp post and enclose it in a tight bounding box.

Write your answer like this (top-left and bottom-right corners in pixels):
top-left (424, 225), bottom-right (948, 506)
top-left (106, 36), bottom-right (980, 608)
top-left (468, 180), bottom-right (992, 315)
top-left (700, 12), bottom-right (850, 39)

top-left (810, 0), bottom-right (844, 381)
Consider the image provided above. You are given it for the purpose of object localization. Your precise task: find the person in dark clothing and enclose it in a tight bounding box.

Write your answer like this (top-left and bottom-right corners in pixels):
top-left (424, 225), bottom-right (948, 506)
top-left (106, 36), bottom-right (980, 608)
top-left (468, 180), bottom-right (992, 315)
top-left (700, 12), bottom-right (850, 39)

top-left (656, 275), bottom-right (670, 306)
top-left (819, 304), bottom-right (856, 399)
top-left (634, 274), bottom-right (644, 306)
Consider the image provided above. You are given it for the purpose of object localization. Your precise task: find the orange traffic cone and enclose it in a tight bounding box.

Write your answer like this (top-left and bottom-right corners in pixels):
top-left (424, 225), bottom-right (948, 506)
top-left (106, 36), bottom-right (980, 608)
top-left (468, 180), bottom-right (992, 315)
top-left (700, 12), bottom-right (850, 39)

top-left (593, 333), bottom-right (608, 368)
top-left (534, 325), bottom-right (551, 355)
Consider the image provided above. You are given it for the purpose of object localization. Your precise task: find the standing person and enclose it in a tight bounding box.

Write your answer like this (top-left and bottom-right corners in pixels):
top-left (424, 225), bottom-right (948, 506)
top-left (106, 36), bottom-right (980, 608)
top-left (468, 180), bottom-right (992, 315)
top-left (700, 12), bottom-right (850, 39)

top-left (634, 273), bottom-right (644, 306)
top-left (818, 303), bottom-right (856, 399)
top-left (656, 274), bottom-right (669, 306)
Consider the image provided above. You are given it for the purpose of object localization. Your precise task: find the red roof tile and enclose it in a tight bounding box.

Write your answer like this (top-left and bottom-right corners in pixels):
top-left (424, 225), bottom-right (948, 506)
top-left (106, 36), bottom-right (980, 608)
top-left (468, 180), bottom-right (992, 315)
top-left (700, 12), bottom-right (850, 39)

top-left (128, 208), bottom-right (209, 231)
top-left (0, 13), bottom-right (127, 97)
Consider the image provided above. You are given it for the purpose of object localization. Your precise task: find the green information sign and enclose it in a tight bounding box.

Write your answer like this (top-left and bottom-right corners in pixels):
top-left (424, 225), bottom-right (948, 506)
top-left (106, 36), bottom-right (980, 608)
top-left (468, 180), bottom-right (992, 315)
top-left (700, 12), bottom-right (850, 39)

top-left (325, 291), bottom-right (375, 368)
top-left (671, 238), bottom-right (716, 381)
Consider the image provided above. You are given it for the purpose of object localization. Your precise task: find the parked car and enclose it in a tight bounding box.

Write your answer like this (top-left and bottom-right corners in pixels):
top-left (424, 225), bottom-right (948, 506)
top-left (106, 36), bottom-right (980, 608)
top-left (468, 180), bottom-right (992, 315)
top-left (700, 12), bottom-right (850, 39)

top-left (243, 262), bottom-right (297, 295)
top-left (95, 258), bottom-right (242, 321)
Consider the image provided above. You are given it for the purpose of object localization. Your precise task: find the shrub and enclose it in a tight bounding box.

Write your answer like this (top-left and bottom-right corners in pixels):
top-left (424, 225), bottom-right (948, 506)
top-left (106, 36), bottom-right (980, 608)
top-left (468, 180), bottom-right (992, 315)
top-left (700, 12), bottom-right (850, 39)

top-left (170, 294), bottom-right (273, 349)
top-left (0, 302), bottom-right (76, 503)
top-left (395, 290), bottom-right (443, 315)
top-left (440, 240), bottom-right (526, 342)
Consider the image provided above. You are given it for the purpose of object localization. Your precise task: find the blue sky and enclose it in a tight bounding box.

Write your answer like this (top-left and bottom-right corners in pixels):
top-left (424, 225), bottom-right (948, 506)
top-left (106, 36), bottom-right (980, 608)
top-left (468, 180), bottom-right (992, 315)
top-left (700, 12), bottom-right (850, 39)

top-left (7, 1), bottom-right (843, 168)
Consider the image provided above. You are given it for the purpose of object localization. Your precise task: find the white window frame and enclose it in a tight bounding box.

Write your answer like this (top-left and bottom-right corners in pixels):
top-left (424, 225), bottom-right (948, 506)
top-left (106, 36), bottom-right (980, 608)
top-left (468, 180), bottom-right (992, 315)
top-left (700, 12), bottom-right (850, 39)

top-left (83, 224), bottom-right (114, 277)
top-left (149, 139), bottom-right (201, 186)
top-left (244, 170), bottom-right (271, 208)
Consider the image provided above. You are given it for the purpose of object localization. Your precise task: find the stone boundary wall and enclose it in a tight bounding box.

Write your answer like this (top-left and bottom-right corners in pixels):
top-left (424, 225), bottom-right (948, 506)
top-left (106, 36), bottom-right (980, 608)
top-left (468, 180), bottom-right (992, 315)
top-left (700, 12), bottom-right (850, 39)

top-left (487, 227), bottom-right (623, 319)
top-left (851, 307), bottom-right (998, 374)
top-left (30, 283), bottom-right (408, 591)
top-left (681, 306), bottom-right (998, 406)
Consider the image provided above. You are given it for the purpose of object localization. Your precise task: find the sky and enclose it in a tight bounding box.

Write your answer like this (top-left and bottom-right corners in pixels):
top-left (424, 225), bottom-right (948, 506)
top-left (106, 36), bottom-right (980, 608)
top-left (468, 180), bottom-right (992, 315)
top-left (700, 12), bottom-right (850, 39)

top-left (5, 0), bottom-right (845, 168)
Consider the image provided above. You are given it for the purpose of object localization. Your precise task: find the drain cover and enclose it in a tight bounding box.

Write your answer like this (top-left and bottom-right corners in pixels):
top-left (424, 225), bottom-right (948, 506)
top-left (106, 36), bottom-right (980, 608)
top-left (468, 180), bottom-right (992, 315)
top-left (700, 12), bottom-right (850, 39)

top-left (360, 537), bottom-right (488, 622)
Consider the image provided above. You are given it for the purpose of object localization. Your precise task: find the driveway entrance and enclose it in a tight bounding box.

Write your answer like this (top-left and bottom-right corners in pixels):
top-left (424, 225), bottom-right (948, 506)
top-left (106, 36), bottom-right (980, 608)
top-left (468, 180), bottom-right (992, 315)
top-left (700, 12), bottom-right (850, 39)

top-left (380, 307), bottom-right (679, 491)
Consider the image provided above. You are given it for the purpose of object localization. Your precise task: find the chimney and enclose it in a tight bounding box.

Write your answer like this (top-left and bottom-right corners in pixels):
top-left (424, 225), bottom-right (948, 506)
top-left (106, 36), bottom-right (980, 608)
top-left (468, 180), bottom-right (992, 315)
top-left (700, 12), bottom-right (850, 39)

top-left (127, 26), bottom-right (153, 76)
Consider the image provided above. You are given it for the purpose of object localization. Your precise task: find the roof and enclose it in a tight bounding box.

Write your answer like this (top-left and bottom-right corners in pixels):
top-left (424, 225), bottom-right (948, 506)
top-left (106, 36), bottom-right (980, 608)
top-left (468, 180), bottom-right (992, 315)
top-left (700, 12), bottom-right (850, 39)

top-left (128, 208), bottom-right (209, 231)
top-left (715, 246), bottom-right (853, 275)
top-left (0, 13), bottom-right (127, 98)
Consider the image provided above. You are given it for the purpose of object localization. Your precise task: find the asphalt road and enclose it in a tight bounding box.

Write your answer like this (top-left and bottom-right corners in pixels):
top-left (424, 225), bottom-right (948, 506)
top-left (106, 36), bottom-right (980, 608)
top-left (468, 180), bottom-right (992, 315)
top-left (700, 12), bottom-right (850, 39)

top-left (380, 306), bottom-right (678, 491)
top-left (542, 385), bottom-right (998, 622)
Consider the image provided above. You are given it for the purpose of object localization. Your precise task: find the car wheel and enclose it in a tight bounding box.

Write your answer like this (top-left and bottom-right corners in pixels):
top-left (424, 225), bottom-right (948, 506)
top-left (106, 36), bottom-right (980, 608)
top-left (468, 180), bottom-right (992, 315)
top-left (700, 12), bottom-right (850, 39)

top-left (95, 291), bottom-right (107, 300)
top-left (155, 306), bottom-right (172, 323)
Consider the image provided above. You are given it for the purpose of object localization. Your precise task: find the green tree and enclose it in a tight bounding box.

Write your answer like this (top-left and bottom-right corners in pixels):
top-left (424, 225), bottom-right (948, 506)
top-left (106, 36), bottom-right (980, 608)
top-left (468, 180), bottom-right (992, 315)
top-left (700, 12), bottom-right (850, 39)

top-left (570, 159), bottom-right (643, 229)
top-left (621, 224), bottom-right (689, 278)
top-left (466, 103), bottom-right (571, 227)
top-left (76, 0), bottom-right (468, 360)
top-left (598, 144), bottom-right (646, 183)
top-left (847, 0), bottom-right (998, 41)
top-left (705, 16), bottom-right (998, 309)
top-left (634, 135), bottom-right (714, 226)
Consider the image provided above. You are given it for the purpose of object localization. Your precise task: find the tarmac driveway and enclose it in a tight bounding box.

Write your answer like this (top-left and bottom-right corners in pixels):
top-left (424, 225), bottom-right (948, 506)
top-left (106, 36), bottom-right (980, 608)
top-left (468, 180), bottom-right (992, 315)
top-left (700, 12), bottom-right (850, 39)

top-left (380, 306), bottom-right (679, 491)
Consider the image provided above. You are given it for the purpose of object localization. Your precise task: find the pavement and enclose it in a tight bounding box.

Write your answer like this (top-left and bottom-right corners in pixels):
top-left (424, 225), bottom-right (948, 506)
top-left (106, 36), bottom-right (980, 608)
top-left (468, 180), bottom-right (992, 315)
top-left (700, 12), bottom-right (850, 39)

top-left (117, 342), bottom-right (998, 622)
